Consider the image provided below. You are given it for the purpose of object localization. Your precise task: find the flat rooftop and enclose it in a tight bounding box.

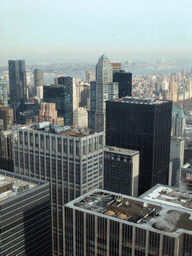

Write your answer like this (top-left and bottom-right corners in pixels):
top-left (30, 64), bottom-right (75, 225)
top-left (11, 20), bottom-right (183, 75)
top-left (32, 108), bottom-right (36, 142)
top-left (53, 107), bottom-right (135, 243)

top-left (65, 189), bottom-right (192, 236)
top-left (110, 96), bottom-right (168, 105)
top-left (104, 146), bottom-right (139, 157)
top-left (16, 123), bottom-right (101, 137)
top-left (0, 170), bottom-right (38, 202)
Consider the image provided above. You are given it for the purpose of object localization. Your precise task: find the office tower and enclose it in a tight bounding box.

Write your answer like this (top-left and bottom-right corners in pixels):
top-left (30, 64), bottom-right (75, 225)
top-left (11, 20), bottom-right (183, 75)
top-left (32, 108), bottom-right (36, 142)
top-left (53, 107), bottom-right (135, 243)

top-left (88, 81), bottom-right (96, 129)
top-left (113, 70), bottom-right (132, 97)
top-left (170, 136), bottom-right (185, 186)
top-left (34, 68), bottom-right (43, 88)
top-left (0, 76), bottom-right (8, 106)
top-left (172, 107), bottom-right (186, 137)
top-left (36, 85), bottom-right (43, 98)
top-left (95, 54), bottom-right (118, 136)
top-left (35, 102), bottom-right (64, 126)
top-left (65, 188), bottom-right (192, 256)
top-left (0, 130), bottom-right (14, 172)
top-left (73, 107), bottom-right (88, 128)
top-left (0, 169), bottom-right (51, 256)
top-left (169, 74), bottom-right (178, 102)
top-left (57, 76), bottom-right (78, 124)
top-left (12, 123), bottom-right (104, 255)
top-left (43, 85), bottom-right (71, 125)
top-left (86, 70), bottom-right (94, 83)
top-left (8, 60), bottom-right (27, 106)
top-left (104, 146), bottom-right (139, 196)
top-left (106, 97), bottom-right (172, 195)
top-left (111, 62), bottom-right (121, 71)
top-left (0, 105), bottom-right (13, 130)
top-left (76, 83), bottom-right (90, 108)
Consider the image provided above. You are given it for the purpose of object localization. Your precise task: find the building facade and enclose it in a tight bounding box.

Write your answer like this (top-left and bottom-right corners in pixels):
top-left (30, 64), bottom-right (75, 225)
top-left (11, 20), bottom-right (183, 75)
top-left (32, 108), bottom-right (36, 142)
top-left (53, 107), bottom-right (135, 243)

top-left (73, 107), bottom-right (88, 128)
top-left (106, 97), bottom-right (172, 195)
top-left (34, 69), bottom-right (43, 88)
top-left (104, 146), bottom-right (139, 196)
top-left (0, 130), bottom-right (14, 172)
top-left (0, 105), bottom-right (13, 130)
top-left (0, 169), bottom-right (51, 256)
top-left (12, 123), bottom-right (104, 255)
top-left (0, 76), bottom-right (8, 106)
top-left (172, 107), bottom-right (186, 137)
top-left (88, 81), bottom-right (96, 129)
top-left (8, 60), bottom-right (27, 106)
top-left (95, 54), bottom-right (118, 137)
top-left (35, 102), bottom-right (64, 126)
top-left (113, 70), bottom-right (132, 98)
top-left (57, 76), bottom-right (78, 125)
top-left (43, 85), bottom-right (71, 125)
top-left (170, 136), bottom-right (185, 187)
top-left (64, 189), bottom-right (192, 256)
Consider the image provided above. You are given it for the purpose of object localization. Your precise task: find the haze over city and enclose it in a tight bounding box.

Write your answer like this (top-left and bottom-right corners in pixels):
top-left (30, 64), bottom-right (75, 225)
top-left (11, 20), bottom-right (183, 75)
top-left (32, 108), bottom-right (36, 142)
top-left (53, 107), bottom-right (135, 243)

top-left (1, 0), bottom-right (192, 64)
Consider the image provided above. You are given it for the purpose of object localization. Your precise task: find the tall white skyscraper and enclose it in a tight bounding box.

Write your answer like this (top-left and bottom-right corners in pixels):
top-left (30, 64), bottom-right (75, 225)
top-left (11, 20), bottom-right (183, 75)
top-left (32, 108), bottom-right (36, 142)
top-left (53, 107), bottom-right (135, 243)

top-left (95, 54), bottom-right (118, 137)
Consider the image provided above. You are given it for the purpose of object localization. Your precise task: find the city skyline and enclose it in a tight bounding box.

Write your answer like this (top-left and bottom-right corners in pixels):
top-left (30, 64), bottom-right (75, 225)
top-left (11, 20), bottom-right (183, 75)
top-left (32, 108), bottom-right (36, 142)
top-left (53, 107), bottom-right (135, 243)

top-left (1, 0), bottom-right (192, 64)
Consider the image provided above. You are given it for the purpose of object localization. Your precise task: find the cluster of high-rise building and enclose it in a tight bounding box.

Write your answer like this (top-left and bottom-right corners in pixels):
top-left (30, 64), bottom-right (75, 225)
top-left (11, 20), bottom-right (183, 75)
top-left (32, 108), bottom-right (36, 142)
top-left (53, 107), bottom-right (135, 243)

top-left (0, 54), bottom-right (192, 255)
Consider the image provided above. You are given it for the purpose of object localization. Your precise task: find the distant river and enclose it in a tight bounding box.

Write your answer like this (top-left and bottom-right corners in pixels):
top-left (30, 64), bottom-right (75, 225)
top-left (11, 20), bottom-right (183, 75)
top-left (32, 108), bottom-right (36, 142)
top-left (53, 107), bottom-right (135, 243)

top-left (30, 66), bottom-right (191, 85)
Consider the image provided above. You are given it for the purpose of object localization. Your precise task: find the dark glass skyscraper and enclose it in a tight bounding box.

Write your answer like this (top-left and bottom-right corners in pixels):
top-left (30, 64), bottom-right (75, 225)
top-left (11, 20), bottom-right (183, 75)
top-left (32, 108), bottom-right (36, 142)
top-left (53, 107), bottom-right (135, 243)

top-left (106, 97), bottom-right (172, 195)
top-left (43, 85), bottom-right (71, 125)
top-left (88, 81), bottom-right (96, 129)
top-left (57, 76), bottom-right (78, 125)
top-left (8, 60), bottom-right (27, 106)
top-left (113, 70), bottom-right (132, 97)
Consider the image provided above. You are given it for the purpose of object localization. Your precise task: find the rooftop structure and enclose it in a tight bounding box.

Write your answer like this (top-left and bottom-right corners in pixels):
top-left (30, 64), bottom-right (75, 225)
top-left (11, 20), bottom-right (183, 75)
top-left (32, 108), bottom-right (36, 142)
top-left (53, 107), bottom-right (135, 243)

top-left (65, 189), bottom-right (192, 255)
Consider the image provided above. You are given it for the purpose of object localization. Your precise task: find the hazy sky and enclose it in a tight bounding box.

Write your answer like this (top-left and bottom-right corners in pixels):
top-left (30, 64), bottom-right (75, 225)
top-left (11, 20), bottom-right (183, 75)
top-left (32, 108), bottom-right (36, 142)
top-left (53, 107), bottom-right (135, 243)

top-left (1, 0), bottom-right (192, 64)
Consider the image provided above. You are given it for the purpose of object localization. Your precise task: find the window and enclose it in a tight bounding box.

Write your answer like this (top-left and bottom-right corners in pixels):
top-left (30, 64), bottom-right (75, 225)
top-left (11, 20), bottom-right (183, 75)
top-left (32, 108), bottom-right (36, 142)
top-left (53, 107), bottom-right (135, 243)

top-left (19, 131), bottom-right (23, 144)
top-left (76, 141), bottom-right (80, 156)
top-left (63, 139), bottom-right (67, 153)
top-left (24, 132), bottom-right (28, 145)
top-left (35, 134), bottom-right (39, 147)
top-left (30, 133), bottom-right (33, 146)
top-left (58, 138), bottom-right (61, 152)
top-left (70, 140), bottom-right (74, 154)
top-left (83, 141), bottom-right (87, 154)
top-left (46, 136), bottom-right (50, 150)
top-left (40, 135), bottom-right (44, 149)
top-left (52, 137), bottom-right (56, 151)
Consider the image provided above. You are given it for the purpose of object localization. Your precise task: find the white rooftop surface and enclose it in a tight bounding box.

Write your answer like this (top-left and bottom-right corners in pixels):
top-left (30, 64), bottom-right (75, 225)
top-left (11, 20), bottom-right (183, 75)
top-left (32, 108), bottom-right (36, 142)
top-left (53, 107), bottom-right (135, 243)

top-left (0, 174), bottom-right (37, 202)
top-left (142, 185), bottom-right (192, 210)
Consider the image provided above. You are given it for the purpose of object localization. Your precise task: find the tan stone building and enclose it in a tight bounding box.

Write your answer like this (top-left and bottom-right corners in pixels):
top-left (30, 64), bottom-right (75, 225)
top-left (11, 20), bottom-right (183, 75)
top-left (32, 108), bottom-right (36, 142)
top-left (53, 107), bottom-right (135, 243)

top-left (35, 102), bottom-right (64, 126)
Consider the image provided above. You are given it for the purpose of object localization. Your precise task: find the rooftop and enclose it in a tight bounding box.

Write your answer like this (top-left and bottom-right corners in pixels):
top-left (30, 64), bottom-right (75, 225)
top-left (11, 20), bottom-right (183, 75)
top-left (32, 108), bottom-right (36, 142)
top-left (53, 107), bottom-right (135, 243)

top-left (100, 53), bottom-right (109, 60)
top-left (104, 146), bottom-right (139, 157)
top-left (172, 107), bottom-right (185, 118)
top-left (65, 189), bottom-right (192, 236)
top-left (0, 169), bottom-right (38, 202)
top-left (16, 122), bottom-right (101, 137)
top-left (110, 96), bottom-right (169, 105)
